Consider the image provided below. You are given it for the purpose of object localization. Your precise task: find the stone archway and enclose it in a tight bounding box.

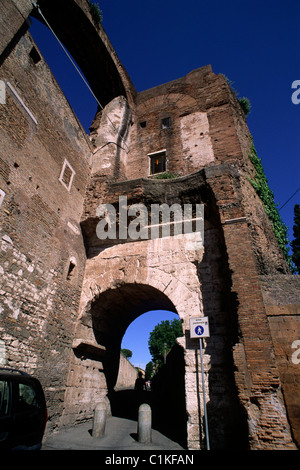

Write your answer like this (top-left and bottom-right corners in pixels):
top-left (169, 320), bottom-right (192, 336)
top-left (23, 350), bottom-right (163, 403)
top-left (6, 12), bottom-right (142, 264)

top-left (61, 236), bottom-right (205, 448)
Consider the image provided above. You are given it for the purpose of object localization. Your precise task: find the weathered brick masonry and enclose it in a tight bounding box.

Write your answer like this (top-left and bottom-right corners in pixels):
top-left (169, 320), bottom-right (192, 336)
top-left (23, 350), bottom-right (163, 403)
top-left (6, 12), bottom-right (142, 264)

top-left (0, 0), bottom-right (299, 450)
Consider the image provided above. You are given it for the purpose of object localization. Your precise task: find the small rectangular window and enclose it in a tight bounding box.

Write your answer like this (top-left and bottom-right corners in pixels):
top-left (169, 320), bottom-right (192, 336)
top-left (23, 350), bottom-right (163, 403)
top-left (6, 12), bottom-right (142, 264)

top-left (149, 151), bottom-right (166, 175)
top-left (161, 117), bottom-right (171, 129)
top-left (59, 159), bottom-right (75, 191)
top-left (17, 383), bottom-right (43, 410)
top-left (29, 47), bottom-right (41, 64)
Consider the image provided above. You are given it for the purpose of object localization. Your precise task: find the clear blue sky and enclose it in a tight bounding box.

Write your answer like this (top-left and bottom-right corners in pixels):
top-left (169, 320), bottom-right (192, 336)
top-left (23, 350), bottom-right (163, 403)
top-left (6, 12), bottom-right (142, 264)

top-left (29, 0), bottom-right (299, 368)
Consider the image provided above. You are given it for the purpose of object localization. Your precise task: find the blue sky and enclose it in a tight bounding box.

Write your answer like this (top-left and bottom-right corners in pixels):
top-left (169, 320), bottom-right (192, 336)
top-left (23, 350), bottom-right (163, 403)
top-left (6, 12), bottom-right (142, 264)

top-left (29, 0), bottom-right (299, 369)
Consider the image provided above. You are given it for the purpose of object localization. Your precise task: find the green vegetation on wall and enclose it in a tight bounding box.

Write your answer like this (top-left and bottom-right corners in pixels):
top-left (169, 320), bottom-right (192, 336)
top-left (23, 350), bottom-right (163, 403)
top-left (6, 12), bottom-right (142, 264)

top-left (154, 172), bottom-right (177, 180)
top-left (248, 141), bottom-right (291, 265)
top-left (87, 1), bottom-right (103, 26)
top-left (238, 97), bottom-right (252, 116)
top-left (291, 204), bottom-right (300, 273)
top-left (220, 74), bottom-right (251, 117)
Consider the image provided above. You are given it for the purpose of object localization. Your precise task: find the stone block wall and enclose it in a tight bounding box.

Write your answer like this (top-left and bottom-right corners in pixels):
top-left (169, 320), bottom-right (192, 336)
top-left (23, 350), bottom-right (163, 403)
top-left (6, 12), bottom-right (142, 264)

top-left (260, 275), bottom-right (300, 448)
top-left (115, 353), bottom-right (138, 390)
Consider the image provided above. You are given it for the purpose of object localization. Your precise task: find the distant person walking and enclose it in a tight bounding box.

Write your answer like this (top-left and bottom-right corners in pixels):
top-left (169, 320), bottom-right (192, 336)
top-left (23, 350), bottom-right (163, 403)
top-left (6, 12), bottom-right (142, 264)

top-left (135, 371), bottom-right (146, 392)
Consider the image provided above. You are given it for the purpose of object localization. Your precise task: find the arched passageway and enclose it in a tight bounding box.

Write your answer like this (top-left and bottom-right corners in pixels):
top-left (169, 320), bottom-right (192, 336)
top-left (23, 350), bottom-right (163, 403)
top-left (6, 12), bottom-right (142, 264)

top-left (89, 283), bottom-right (178, 391)
top-left (64, 281), bottom-right (188, 447)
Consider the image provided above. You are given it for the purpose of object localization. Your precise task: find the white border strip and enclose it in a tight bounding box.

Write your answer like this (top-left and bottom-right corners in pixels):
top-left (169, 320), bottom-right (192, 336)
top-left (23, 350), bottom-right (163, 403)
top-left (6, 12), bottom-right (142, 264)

top-left (0, 189), bottom-right (5, 207)
top-left (6, 81), bottom-right (38, 125)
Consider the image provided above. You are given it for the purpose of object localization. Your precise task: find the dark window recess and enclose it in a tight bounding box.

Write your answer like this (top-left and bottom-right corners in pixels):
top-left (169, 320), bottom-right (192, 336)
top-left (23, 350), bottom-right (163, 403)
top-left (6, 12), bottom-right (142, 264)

top-left (150, 152), bottom-right (166, 175)
top-left (67, 260), bottom-right (76, 280)
top-left (161, 117), bottom-right (171, 129)
top-left (139, 121), bottom-right (147, 128)
top-left (29, 47), bottom-right (41, 64)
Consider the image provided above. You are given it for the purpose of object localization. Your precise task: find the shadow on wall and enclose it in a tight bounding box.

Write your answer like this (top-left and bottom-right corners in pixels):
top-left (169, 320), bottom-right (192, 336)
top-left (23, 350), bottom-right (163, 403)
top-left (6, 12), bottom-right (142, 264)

top-left (193, 195), bottom-right (249, 450)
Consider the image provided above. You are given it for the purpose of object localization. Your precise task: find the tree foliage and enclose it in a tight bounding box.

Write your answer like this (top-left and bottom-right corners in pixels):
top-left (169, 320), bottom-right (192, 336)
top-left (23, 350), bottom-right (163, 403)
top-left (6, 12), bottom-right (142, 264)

top-left (291, 204), bottom-right (300, 273)
top-left (145, 361), bottom-right (154, 381)
top-left (220, 74), bottom-right (251, 117)
top-left (148, 319), bottom-right (183, 369)
top-left (121, 348), bottom-right (132, 359)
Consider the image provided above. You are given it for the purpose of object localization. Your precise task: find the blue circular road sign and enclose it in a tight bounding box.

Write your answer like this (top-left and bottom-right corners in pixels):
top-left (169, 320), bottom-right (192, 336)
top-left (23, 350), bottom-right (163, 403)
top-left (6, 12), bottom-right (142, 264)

top-left (195, 325), bottom-right (204, 336)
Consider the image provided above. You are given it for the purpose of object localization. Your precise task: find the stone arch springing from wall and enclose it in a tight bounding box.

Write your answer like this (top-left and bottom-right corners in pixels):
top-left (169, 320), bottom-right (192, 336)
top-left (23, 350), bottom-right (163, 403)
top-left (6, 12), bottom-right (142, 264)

top-left (30, 0), bottom-right (136, 108)
top-left (89, 283), bottom-right (179, 391)
top-left (62, 275), bottom-right (192, 426)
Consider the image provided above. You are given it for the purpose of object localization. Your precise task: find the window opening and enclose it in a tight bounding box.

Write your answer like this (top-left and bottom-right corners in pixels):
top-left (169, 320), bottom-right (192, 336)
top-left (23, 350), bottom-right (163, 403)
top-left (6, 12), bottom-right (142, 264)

top-left (139, 121), bottom-right (147, 129)
top-left (67, 257), bottom-right (77, 281)
top-left (161, 117), bottom-right (171, 129)
top-left (29, 46), bottom-right (41, 64)
top-left (59, 159), bottom-right (75, 191)
top-left (149, 151), bottom-right (166, 175)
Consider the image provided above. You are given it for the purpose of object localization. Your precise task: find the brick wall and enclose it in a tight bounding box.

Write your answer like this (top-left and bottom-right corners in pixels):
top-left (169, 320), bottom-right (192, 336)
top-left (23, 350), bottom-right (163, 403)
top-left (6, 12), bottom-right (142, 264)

top-left (0, 27), bottom-right (92, 429)
top-left (205, 169), bottom-right (296, 449)
top-left (260, 275), bottom-right (300, 447)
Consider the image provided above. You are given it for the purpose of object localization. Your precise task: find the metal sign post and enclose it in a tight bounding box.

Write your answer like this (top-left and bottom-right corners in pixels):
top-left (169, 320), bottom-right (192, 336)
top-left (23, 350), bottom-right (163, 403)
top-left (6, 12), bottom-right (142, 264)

top-left (189, 316), bottom-right (210, 450)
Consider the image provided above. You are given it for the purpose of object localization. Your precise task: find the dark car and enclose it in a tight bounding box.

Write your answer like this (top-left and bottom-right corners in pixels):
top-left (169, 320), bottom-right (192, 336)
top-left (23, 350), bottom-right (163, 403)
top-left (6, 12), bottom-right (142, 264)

top-left (0, 367), bottom-right (47, 450)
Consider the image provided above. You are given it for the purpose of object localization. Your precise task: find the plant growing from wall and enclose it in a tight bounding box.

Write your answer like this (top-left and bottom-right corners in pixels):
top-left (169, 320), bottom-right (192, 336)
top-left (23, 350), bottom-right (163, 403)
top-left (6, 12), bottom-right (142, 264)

top-left (291, 204), bottom-right (300, 273)
top-left (87, 1), bottom-right (103, 26)
top-left (221, 74), bottom-right (251, 117)
top-left (154, 172), bottom-right (177, 180)
top-left (238, 97), bottom-right (252, 116)
top-left (248, 140), bottom-right (291, 264)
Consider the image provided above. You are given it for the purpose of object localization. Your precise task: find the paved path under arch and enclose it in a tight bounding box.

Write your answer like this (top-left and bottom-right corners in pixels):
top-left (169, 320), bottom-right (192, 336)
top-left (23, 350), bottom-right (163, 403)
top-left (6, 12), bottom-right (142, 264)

top-left (42, 415), bottom-right (185, 450)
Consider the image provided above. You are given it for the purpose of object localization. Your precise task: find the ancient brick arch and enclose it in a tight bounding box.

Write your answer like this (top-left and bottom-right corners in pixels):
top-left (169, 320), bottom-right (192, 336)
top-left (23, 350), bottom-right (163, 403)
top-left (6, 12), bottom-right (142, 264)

top-left (30, 0), bottom-right (136, 108)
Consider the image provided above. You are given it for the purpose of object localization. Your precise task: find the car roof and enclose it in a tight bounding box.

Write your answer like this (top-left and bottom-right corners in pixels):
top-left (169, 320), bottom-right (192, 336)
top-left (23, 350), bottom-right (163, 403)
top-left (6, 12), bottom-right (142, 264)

top-left (0, 367), bottom-right (43, 386)
top-left (0, 367), bottom-right (31, 378)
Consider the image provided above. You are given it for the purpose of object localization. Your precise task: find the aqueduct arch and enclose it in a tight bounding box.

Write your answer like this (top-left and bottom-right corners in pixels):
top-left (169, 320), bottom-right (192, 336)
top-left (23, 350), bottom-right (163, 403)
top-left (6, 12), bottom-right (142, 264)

top-left (30, 0), bottom-right (136, 108)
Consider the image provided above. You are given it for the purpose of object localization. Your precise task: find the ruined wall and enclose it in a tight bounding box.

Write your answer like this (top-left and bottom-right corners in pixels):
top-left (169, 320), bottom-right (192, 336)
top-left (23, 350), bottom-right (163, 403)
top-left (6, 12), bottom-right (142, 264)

top-left (115, 353), bottom-right (138, 390)
top-left (1, 0), bottom-right (298, 451)
top-left (0, 0), bottom-right (139, 433)
top-left (88, 66), bottom-right (289, 275)
top-left (74, 169), bottom-right (296, 450)
top-left (0, 26), bottom-right (92, 426)
top-left (204, 166), bottom-right (296, 449)
top-left (260, 275), bottom-right (300, 448)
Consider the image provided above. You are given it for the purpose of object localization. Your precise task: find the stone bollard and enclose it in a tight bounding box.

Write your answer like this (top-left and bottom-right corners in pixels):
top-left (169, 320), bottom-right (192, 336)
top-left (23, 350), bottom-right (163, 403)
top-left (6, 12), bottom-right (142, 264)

top-left (137, 403), bottom-right (152, 444)
top-left (92, 401), bottom-right (107, 438)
